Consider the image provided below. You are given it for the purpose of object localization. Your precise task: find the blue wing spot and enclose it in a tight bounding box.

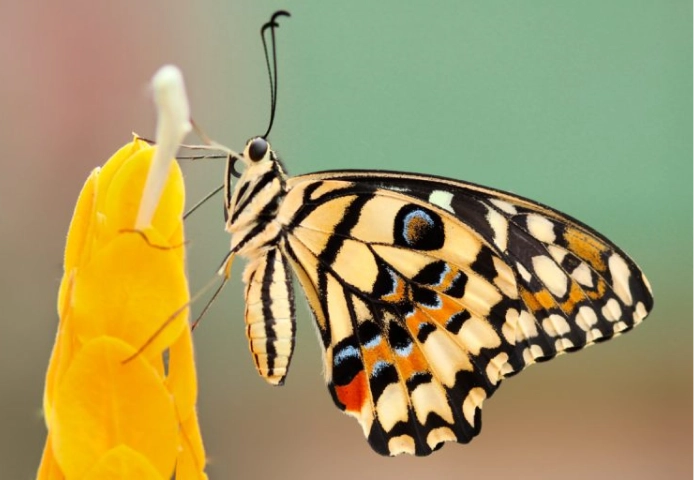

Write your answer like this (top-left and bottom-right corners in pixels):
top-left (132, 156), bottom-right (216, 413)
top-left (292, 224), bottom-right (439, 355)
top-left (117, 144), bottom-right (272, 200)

top-left (393, 204), bottom-right (445, 251)
top-left (394, 341), bottom-right (413, 357)
top-left (371, 360), bottom-right (390, 377)
top-left (364, 334), bottom-right (382, 349)
top-left (334, 345), bottom-right (361, 366)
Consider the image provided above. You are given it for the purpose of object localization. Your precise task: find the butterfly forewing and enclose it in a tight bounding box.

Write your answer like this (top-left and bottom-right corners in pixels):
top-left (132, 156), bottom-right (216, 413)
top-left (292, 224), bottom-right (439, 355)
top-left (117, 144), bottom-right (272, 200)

top-left (225, 142), bottom-right (653, 456)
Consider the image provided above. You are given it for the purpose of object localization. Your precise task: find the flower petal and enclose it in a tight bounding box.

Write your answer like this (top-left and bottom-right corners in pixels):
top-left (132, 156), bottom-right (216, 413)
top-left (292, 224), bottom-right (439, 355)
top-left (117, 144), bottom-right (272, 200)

top-left (51, 336), bottom-right (178, 479)
top-left (69, 232), bottom-right (188, 358)
top-left (36, 433), bottom-right (63, 480)
top-left (83, 445), bottom-right (165, 480)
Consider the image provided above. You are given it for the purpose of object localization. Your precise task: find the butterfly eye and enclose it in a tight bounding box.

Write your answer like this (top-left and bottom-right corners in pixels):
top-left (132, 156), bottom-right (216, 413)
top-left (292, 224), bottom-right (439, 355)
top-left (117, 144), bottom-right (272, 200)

top-left (248, 138), bottom-right (269, 162)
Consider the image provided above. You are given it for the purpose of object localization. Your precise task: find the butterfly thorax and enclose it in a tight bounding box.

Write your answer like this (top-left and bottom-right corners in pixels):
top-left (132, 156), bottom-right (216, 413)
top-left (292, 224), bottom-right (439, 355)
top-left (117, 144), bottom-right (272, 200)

top-left (224, 138), bottom-right (288, 260)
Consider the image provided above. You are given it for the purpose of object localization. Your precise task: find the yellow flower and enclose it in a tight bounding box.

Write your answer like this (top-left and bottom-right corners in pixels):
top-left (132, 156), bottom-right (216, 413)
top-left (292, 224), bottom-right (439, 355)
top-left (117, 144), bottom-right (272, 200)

top-left (38, 67), bottom-right (206, 480)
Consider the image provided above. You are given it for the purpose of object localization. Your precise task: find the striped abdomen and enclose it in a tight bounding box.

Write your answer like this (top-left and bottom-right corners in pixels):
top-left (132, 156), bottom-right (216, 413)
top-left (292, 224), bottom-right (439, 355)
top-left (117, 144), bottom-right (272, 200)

top-left (243, 247), bottom-right (296, 385)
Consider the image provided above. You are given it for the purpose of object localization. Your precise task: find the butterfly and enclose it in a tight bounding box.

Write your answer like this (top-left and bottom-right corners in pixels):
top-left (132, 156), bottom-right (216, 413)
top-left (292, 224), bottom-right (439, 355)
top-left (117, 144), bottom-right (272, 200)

top-left (215, 11), bottom-right (654, 456)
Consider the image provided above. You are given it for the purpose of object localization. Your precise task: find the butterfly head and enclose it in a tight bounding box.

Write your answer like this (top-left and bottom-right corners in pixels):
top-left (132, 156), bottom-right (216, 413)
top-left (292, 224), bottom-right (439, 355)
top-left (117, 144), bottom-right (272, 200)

top-left (223, 136), bottom-right (288, 252)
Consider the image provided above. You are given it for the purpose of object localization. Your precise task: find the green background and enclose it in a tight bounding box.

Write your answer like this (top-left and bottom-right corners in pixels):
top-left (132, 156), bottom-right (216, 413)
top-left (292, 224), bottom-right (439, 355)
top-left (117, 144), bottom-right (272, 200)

top-left (1, 1), bottom-right (690, 478)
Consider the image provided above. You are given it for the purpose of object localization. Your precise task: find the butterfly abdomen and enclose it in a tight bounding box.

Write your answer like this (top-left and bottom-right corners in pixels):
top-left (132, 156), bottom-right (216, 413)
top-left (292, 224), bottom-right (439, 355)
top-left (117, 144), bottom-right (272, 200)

top-left (243, 247), bottom-right (296, 385)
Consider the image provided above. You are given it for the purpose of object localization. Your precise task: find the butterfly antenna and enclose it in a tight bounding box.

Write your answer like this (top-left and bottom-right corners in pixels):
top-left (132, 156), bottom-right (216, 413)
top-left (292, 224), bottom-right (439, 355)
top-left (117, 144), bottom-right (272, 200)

top-left (261, 10), bottom-right (291, 139)
top-left (174, 119), bottom-right (244, 218)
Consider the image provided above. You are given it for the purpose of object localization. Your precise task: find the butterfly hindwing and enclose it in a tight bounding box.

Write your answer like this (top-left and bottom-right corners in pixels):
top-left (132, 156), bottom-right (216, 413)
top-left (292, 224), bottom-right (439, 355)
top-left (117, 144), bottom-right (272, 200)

top-left (272, 171), bottom-right (653, 456)
top-left (276, 178), bottom-right (515, 454)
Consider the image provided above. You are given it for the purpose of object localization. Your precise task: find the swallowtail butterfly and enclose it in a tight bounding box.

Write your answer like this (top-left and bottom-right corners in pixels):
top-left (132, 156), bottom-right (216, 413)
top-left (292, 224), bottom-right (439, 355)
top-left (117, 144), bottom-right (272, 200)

top-left (217, 11), bottom-right (654, 456)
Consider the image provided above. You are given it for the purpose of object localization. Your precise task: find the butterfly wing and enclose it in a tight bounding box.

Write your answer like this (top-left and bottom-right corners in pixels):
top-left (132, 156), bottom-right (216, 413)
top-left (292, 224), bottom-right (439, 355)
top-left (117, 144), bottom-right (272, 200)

top-left (275, 171), bottom-right (653, 456)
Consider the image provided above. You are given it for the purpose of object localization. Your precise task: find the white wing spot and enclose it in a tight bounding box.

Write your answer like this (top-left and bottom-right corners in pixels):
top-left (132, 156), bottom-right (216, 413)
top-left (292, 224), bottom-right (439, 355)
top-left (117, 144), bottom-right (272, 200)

top-left (542, 314), bottom-right (571, 337)
top-left (608, 254), bottom-right (634, 306)
top-left (576, 306), bottom-right (598, 331)
top-left (547, 245), bottom-right (567, 264)
top-left (586, 328), bottom-right (604, 342)
top-left (426, 427), bottom-right (456, 450)
top-left (555, 338), bottom-right (574, 350)
top-left (502, 308), bottom-right (520, 344)
top-left (613, 321), bottom-right (628, 333)
top-left (516, 262), bottom-right (532, 283)
top-left (428, 190), bottom-right (454, 213)
top-left (492, 257), bottom-right (518, 299)
top-left (571, 262), bottom-right (594, 288)
top-left (462, 387), bottom-right (486, 426)
top-left (376, 383), bottom-right (409, 431)
top-left (522, 344), bottom-right (545, 364)
top-left (527, 214), bottom-right (556, 243)
top-left (411, 381), bottom-right (455, 424)
top-left (485, 352), bottom-right (510, 385)
top-left (601, 298), bottom-right (622, 322)
top-left (633, 301), bottom-right (648, 325)
top-left (489, 198), bottom-right (517, 214)
top-left (387, 435), bottom-right (415, 456)
top-left (518, 310), bottom-right (539, 339)
top-left (486, 207), bottom-right (509, 251)
top-left (532, 255), bottom-right (568, 297)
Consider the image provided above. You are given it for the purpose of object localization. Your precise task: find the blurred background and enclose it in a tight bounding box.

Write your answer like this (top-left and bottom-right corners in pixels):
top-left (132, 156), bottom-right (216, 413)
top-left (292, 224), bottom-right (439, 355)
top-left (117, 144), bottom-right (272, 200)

top-left (1, 1), bottom-right (691, 478)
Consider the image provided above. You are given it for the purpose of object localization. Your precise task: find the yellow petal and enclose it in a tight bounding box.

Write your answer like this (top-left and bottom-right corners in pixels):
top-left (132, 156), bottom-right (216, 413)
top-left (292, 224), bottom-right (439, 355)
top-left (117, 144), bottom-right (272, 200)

top-left (36, 433), bottom-right (64, 480)
top-left (60, 168), bottom-right (99, 305)
top-left (94, 140), bottom-right (150, 221)
top-left (175, 410), bottom-right (208, 480)
top-left (165, 326), bottom-right (197, 421)
top-left (83, 445), bottom-right (165, 480)
top-left (51, 336), bottom-right (178, 479)
top-left (44, 271), bottom-right (78, 424)
top-left (69, 233), bottom-right (188, 358)
top-left (104, 146), bottom-right (185, 242)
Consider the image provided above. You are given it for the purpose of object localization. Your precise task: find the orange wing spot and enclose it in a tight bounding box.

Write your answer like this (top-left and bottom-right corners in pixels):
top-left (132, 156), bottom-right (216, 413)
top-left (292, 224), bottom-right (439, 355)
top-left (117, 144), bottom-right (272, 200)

top-left (405, 309), bottom-right (429, 335)
top-left (439, 266), bottom-right (462, 292)
top-left (564, 227), bottom-right (607, 272)
top-left (334, 370), bottom-right (368, 414)
top-left (382, 277), bottom-right (407, 303)
top-left (560, 281), bottom-right (587, 313)
top-left (586, 277), bottom-right (607, 300)
top-left (406, 215), bottom-right (429, 244)
top-left (424, 296), bottom-right (463, 323)
top-left (394, 346), bottom-right (429, 380)
top-left (521, 287), bottom-right (556, 313)
top-left (362, 340), bottom-right (391, 373)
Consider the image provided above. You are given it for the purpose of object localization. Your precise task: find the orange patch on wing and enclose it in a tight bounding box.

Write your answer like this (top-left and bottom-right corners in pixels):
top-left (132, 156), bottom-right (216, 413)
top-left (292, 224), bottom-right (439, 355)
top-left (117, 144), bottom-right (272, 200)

top-left (521, 287), bottom-right (556, 313)
top-left (560, 281), bottom-right (587, 313)
top-left (404, 309), bottom-right (429, 335)
top-left (564, 227), bottom-right (607, 271)
top-left (406, 215), bottom-right (429, 243)
top-left (423, 295), bottom-right (462, 322)
top-left (334, 370), bottom-right (368, 414)
top-left (382, 277), bottom-right (407, 303)
top-left (362, 339), bottom-right (390, 372)
top-left (586, 278), bottom-right (607, 300)
top-left (440, 266), bottom-right (462, 291)
top-left (393, 346), bottom-right (429, 380)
